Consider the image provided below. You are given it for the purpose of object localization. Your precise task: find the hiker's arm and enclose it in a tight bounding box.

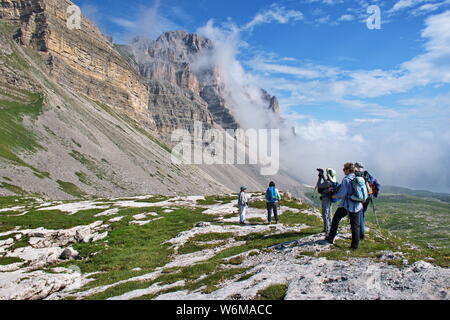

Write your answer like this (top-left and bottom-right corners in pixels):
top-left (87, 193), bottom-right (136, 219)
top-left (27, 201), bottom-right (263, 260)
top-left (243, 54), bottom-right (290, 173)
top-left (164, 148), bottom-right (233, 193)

top-left (333, 180), bottom-right (348, 199)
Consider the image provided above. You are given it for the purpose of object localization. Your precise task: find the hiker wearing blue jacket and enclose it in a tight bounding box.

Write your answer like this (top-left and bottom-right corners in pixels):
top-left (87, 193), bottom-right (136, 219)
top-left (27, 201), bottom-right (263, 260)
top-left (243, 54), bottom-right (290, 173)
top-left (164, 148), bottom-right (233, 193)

top-left (266, 181), bottom-right (281, 224)
top-left (325, 163), bottom-right (363, 249)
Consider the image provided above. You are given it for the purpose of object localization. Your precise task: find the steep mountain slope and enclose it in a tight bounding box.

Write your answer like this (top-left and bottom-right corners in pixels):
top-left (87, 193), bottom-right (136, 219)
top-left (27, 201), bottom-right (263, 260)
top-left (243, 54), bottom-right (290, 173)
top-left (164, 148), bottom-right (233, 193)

top-left (0, 0), bottom-right (304, 199)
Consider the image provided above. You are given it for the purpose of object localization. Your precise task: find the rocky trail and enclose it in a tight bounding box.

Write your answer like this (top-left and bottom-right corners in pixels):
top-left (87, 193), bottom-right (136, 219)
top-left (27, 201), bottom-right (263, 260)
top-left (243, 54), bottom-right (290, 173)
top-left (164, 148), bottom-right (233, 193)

top-left (0, 194), bottom-right (448, 300)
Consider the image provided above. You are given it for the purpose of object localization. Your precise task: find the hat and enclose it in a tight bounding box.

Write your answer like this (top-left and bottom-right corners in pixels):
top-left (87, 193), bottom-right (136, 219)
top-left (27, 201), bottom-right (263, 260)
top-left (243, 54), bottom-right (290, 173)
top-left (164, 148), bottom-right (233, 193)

top-left (355, 162), bottom-right (365, 169)
top-left (240, 186), bottom-right (247, 191)
top-left (326, 168), bottom-right (337, 184)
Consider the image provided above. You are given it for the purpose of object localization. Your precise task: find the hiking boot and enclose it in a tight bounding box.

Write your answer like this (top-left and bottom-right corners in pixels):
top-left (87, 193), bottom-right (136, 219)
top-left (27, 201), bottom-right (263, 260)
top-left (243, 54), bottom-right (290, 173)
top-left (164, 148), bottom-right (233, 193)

top-left (325, 236), bottom-right (334, 244)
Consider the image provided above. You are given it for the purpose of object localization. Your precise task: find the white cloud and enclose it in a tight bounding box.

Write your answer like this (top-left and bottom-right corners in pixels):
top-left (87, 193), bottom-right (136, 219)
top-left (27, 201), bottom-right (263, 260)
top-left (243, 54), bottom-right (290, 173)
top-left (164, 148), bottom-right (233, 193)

top-left (338, 14), bottom-right (355, 21)
top-left (247, 60), bottom-right (323, 79)
top-left (109, 0), bottom-right (180, 42)
top-left (244, 5), bottom-right (304, 31)
top-left (411, 0), bottom-right (450, 15)
top-left (389, 0), bottom-right (426, 13)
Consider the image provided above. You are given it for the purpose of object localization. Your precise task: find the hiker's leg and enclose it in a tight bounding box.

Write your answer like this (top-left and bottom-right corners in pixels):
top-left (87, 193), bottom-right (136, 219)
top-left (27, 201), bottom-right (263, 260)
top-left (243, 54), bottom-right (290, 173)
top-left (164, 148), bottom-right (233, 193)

top-left (349, 211), bottom-right (361, 249)
top-left (321, 198), bottom-right (327, 232)
top-left (273, 203), bottom-right (279, 222)
top-left (360, 209), bottom-right (365, 239)
top-left (239, 206), bottom-right (246, 224)
top-left (360, 202), bottom-right (369, 238)
top-left (327, 201), bottom-right (333, 234)
top-left (322, 197), bottom-right (332, 233)
top-left (267, 203), bottom-right (272, 223)
top-left (327, 207), bottom-right (347, 240)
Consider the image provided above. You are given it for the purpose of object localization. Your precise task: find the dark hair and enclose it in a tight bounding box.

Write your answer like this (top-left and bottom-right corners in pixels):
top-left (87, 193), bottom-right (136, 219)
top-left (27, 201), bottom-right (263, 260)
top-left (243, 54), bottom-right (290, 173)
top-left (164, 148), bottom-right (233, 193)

top-left (269, 181), bottom-right (275, 187)
top-left (343, 162), bottom-right (356, 173)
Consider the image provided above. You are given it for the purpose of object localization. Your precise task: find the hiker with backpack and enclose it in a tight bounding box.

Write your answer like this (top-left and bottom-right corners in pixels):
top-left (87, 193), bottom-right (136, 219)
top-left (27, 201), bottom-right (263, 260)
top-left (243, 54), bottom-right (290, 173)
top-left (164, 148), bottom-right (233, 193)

top-left (355, 162), bottom-right (381, 240)
top-left (316, 168), bottom-right (339, 235)
top-left (265, 182), bottom-right (281, 224)
top-left (238, 186), bottom-right (249, 225)
top-left (325, 162), bottom-right (368, 250)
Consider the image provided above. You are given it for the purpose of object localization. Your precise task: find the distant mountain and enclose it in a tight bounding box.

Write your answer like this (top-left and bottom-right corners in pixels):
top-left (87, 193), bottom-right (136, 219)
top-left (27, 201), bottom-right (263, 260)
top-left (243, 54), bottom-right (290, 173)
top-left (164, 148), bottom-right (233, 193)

top-left (382, 186), bottom-right (450, 203)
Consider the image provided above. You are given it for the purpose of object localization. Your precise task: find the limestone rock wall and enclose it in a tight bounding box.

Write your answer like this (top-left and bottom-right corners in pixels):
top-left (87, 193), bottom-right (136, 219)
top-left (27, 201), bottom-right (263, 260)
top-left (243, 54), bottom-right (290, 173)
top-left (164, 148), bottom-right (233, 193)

top-left (0, 0), bottom-right (152, 127)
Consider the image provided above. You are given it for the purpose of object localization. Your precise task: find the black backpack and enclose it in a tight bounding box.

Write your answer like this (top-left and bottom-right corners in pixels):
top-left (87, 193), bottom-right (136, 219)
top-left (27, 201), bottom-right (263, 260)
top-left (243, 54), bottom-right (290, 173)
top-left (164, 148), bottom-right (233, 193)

top-left (318, 180), bottom-right (332, 194)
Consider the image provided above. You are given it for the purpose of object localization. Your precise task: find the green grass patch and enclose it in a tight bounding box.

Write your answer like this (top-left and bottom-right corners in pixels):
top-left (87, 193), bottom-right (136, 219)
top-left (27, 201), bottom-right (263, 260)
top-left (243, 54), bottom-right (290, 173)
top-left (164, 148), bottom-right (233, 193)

top-left (62, 207), bottom-right (217, 298)
top-left (197, 195), bottom-right (237, 205)
top-left (83, 218), bottom-right (318, 300)
top-left (56, 180), bottom-right (86, 198)
top-left (226, 256), bottom-right (245, 265)
top-left (0, 196), bottom-right (39, 209)
top-left (312, 226), bottom-right (450, 268)
top-left (69, 150), bottom-right (106, 181)
top-left (0, 256), bottom-right (24, 266)
top-left (247, 217), bottom-right (266, 224)
top-left (75, 172), bottom-right (92, 186)
top-left (133, 195), bottom-right (170, 203)
top-left (0, 183), bottom-right (28, 195)
top-left (9, 234), bottom-right (30, 251)
top-left (366, 195), bottom-right (450, 249)
top-left (178, 232), bottom-right (233, 255)
top-left (255, 284), bottom-right (288, 300)
top-left (0, 90), bottom-right (44, 169)
top-left (0, 208), bottom-right (105, 233)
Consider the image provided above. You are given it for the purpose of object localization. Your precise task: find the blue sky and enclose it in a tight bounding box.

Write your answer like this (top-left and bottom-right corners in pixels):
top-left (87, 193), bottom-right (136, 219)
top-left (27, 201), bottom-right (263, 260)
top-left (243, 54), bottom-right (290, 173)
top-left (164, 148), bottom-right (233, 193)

top-left (72, 0), bottom-right (450, 192)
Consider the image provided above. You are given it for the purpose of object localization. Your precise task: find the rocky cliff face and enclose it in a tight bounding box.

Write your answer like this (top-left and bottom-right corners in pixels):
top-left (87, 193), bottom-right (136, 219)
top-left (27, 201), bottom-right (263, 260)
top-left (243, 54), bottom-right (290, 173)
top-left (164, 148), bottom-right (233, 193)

top-left (0, 0), bottom-right (303, 200)
top-left (124, 31), bottom-right (280, 133)
top-left (0, 0), bottom-right (152, 127)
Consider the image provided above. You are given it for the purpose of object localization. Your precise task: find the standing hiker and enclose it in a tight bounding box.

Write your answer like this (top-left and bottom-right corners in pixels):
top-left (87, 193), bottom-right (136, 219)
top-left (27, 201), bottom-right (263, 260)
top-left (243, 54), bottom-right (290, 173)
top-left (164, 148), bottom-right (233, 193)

top-left (266, 182), bottom-right (281, 224)
top-left (316, 168), bottom-right (339, 235)
top-left (355, 162), bottom-right (381, 240)
top-left (326, 163), bottom-right (365, 250)
top-left (238, 186), bottom-right (249, 225)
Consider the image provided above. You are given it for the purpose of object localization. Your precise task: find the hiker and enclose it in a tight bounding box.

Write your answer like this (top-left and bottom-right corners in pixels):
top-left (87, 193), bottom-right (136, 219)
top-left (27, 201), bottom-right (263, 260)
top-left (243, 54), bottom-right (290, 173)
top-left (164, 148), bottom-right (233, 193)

top-left (355, 162), bottom-right (381, 240)
top-left (325, 163), bottom-right (364, 250)
top-left (316, 168), bottom-right (339, 235)
top-left (265, 181), bottom-right (281, 224)
top-left (238, 186), bottom-right (249, 225)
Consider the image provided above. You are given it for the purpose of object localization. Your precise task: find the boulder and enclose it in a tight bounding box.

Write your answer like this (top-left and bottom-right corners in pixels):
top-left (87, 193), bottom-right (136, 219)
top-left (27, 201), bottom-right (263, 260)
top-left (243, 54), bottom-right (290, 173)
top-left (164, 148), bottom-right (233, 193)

top-left (59, 247), bottom-right (80, 260)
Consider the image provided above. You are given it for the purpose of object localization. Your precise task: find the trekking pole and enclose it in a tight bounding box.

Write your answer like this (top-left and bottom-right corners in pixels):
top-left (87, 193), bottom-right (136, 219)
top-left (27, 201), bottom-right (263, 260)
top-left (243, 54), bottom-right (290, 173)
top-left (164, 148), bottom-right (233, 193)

top-left (371, 197), bottom-right (381, 229)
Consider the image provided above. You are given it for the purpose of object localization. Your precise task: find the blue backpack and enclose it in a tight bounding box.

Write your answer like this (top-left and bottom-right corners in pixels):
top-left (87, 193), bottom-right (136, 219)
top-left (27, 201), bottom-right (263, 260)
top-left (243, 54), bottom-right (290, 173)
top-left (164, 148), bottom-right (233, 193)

top-left (350, 176), bottom-right (369, 203)
top-left (266, 187), bottom-right (279, 203)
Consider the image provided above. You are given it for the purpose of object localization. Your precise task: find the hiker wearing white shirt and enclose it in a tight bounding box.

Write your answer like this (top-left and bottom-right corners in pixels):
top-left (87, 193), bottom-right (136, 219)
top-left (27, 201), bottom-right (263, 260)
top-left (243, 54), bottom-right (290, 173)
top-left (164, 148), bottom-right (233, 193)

top-left (238, 186), bottom-right (249, 225)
